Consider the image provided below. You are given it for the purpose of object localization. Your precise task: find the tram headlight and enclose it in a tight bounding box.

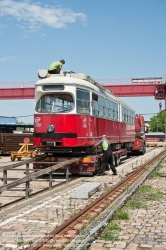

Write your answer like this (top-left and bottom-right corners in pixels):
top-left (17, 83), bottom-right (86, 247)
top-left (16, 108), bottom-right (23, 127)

top-left (47, 124), bottom-right (55, 133)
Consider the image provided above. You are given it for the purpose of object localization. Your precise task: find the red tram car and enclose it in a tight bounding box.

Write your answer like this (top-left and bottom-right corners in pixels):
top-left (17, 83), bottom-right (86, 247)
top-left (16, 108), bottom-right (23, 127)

top-left (33, 71), bottom-right (145, 156)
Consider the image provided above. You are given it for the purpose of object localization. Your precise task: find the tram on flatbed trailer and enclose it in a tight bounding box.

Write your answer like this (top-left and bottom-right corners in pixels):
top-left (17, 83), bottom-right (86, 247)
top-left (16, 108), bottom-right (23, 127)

top-left (33, 70), bottom-right (146, 174)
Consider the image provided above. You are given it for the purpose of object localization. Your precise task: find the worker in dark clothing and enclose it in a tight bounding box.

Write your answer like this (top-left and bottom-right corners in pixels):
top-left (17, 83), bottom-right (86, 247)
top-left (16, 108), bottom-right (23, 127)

top-left (94, 135), bottom-right (117, 175)
top-left (48, 59), bottom-right (65, 74)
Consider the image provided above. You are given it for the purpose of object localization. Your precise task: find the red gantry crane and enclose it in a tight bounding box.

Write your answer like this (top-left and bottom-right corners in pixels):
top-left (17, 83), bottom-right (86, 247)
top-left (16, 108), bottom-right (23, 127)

top-left (0, 75), bottom-right (166, 108)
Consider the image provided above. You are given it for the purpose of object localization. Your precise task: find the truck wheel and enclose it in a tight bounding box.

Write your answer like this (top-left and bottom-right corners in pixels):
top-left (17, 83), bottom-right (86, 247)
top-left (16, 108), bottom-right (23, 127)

top-left (115, 155), bottom-right (120, 166)
top-left (140, 144), bottom-right (146, 155)
top-left (112, 155), bottom-right (116, 166)
top-left (95, 158), bottom-right (101, 174)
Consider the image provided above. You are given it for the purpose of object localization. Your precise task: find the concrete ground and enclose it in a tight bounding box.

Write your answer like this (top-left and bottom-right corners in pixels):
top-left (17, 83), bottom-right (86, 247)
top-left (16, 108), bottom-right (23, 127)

top-left (90, 158), bottom-right (166, 250)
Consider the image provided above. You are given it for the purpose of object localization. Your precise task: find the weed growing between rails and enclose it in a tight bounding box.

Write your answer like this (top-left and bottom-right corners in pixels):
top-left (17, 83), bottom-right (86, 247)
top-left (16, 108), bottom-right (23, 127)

top-left (113, 208), bottom-right (130, 220)
top-left (100, 222), bottom-right (122, 242)
top-left (95, 164), bottom-right (166, 244)
top-left (149, 162), bottom-right (165, 178)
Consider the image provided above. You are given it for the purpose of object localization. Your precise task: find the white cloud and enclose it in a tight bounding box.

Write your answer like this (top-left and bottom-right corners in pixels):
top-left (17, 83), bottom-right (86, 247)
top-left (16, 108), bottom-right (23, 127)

top-left (0, 0), bottom-right (87, 32)
top-left (0, 56), bottom-right (15, 62)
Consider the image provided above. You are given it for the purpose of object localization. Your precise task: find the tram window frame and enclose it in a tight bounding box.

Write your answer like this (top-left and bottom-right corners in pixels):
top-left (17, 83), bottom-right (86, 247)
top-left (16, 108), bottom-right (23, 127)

top-left (92, 93), bottom-right (99, 116)
top-left (124, 108), bottom-right (128, 123)
top-left (127, 109), bottom-right (130, 123)
top-left (122, 107), bottom-right (125, 122)
top-left (99, 96), bottom-right (105, 117)
top-left (114, 103), bottom-right (118, 120)
top-left (122, 107), bottom-right (127, 123)
top-left (35, 94), bottom-right (74, 113)
top-left (76, 89), bottom-right (90, 114)
top-left (109, 101), bottom-right (114, 119)
top-left (42, 85), bottom-right (64, 91)
top-left (104, 99), bottom-right (109, 118)
top-left (126, 109), bottom-right (129, 123)
top-left (122, 106), bottom-right (134, 124)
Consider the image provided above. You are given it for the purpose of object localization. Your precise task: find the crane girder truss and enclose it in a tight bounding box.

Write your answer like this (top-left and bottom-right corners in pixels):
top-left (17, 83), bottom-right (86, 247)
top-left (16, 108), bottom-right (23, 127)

top-left (0, 77), bottom-right (166, 108)
top-left (103, 81), bottom-right (166, 109)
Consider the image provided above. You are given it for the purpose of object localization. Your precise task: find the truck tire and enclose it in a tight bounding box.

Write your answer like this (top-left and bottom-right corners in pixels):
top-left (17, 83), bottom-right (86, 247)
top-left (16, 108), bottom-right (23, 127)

top-left (140, 144), bottom-right (146, 155)
top-left (95, 158), bottom-right (101, 174)
top-left (112, 155), bottom-right (116, 166)
top-left (115, 155), bottom-right (120, 166)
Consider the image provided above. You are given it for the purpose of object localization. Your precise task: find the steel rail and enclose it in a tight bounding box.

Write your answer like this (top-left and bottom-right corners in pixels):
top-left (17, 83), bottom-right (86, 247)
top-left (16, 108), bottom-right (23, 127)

top-left (0, 158), bottom-right (35, 172)
top-left (0, 157), bottom-right (82, 193)
top-left (27, 150), bottom-right (166, 250)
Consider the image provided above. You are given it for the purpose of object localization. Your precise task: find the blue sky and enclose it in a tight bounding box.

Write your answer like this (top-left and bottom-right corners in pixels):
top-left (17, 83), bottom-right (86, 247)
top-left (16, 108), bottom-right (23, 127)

top-left (0, 0), bottom-right (166, 123)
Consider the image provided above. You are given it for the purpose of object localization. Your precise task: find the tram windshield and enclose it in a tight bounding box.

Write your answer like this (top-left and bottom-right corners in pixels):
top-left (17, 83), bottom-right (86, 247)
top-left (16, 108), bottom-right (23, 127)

top-left (35, 94), bottom-right (74, 113)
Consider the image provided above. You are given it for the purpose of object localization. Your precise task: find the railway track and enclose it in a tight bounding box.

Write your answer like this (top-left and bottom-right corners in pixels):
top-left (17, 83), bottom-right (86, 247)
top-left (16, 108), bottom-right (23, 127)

top-left (0, 156), bottom-right (83, 208)
top-left (25, 149), bottom-right (166, 250)
top-left (0, 147), bottom-right (164, 249)
top-left (0, 147), bottom-right (155, 208)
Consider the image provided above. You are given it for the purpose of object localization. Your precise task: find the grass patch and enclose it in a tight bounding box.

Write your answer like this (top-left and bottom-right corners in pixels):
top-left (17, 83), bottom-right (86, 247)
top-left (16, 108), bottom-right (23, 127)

top-left (146, 190), bottom-right (164, 200)
top-left (100, 231), bottom-right (119, 241)
top-left (156, 163), bottom-right (164, 170)
top-left (138, 185), bottom-right (153, 193)
top-left (106, 222), bottom-right (122, 231)
top-left (125, 197), bottom-right (147, 209)
top-left (149, 171), bottom-right (161, 178)
top-left (149, 163), bottom-right (164, 178)
top-left (113, 208), bottom-right (129, 220)
top-left (100, 222), bottom-right (121, 242)
top-left (136, 184), bottom-right (164, 201)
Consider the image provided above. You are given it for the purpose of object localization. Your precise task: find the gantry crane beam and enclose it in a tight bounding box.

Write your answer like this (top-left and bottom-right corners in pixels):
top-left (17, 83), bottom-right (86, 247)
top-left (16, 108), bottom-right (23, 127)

top-left (0, 77), bottom-right (166, 107)
top-left (0, 87), bottom-right (35, 100)
top-left (103, 84), bottom-right (157, 97)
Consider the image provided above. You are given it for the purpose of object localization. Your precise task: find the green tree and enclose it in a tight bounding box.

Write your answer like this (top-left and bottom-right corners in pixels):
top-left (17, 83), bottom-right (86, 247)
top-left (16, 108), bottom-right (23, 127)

top-left (149, 110), bottom-right (166, 132)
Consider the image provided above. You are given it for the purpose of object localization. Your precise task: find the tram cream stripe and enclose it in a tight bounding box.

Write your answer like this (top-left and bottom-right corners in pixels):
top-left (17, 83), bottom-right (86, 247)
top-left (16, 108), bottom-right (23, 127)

top-left (0, 195), bottom-right (61, 227)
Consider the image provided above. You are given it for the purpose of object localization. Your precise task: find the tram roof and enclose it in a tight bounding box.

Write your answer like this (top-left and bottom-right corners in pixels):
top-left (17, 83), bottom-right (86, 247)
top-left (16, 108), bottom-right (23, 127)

top-left (36, 71), bottom-right (135, 111)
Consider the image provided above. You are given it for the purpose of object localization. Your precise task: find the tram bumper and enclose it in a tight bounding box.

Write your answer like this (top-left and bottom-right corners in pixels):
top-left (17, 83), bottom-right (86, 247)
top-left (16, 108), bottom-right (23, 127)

top-left (33, 132), bottom-right (78, 148)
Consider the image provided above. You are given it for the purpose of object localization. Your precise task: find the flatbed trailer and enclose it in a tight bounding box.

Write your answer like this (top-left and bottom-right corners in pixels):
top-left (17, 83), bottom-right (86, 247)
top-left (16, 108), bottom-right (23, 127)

top-left (33, 148), bottom-right (128, 175)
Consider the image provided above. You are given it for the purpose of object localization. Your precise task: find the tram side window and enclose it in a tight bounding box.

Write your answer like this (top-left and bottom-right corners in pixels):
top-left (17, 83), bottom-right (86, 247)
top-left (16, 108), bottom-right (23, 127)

top-left (114, 103), bottom-right (118, 120)
top-left (128, 110), bottom-right (134, 124)
top-left (127, 110), bottom-right (129, 123)
top-left (99, 96), bottom-right (105, 117)
top-left (122, 107), bottom-right (125, 122)
top-left (76, 89), bottom-right (90, 114)
top-left (92, 93), bottom-right (99, 116)
top-left (109, 101), bottom-right (114, 119)
top-left (129, 110), bottom-right (132, 123)
top-left (122, 107), bottom-right (134, 124)
top-left (104, 99), bottom-right (109, 118)
top-left (122, 107), bottom-right (127, 122)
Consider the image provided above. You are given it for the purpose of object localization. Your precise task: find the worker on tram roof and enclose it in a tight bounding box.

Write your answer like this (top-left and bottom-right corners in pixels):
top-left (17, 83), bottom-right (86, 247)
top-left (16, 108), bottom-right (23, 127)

top-left (48, 59), bottom-right (65, 74)
top-left (94, 135), bottom-right (117, 175)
